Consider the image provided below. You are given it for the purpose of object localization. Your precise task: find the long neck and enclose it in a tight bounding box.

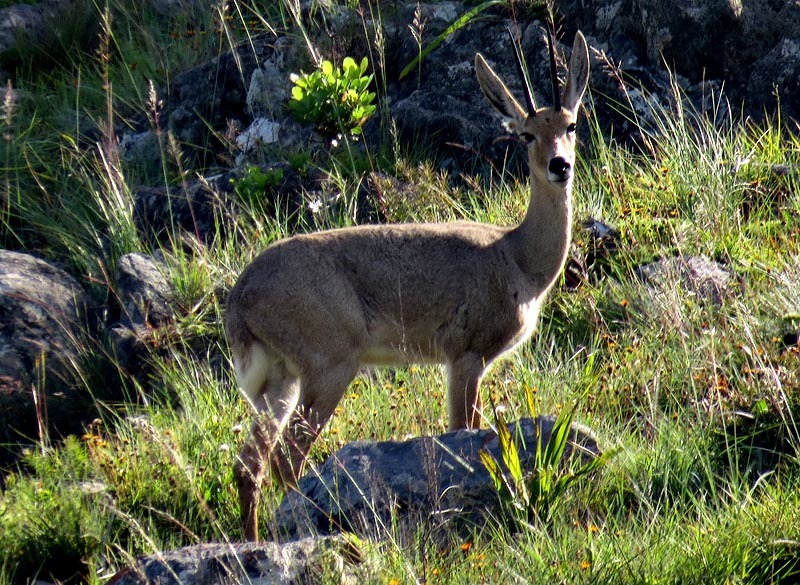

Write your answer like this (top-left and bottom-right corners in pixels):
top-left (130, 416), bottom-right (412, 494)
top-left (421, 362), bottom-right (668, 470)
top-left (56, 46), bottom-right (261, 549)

top-left (508, 176), bottom-right (573, 296)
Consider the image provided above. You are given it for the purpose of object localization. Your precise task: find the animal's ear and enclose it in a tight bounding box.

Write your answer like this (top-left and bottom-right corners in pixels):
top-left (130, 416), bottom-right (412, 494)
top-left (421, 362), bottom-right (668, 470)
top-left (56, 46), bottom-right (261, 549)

top-left (475, 53), bottom-right (528, 128)
top-left (561, 31), bottom-right (590, 114)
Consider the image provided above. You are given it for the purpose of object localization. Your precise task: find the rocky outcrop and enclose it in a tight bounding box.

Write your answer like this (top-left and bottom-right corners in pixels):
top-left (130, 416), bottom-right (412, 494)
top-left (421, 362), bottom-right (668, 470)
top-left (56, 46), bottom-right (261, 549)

top-left (0, 250), bottom-right (94, 458)
top-left (558, 0), bottom-right (800, 120)
top-left (4, 0), bottom-right (800, 159)
top-left (0, 250), bottom-right (182, 462)
top-left (271, 416), bottom-right (600, 542)
top-left (108, 253), bottom-right (176, 376)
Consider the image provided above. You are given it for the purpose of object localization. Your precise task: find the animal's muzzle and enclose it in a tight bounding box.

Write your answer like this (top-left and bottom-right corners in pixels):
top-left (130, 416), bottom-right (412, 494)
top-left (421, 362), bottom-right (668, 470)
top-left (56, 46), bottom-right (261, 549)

top-left (548, 157), bottom-right (571, 182)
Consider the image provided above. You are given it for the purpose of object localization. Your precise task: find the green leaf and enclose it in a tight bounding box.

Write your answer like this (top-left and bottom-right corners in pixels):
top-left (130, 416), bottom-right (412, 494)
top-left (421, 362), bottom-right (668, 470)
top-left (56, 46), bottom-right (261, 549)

top-left (497, 416), bottom-right (522, 487)
top-left (479, 449), bottom-right (515, 499)
top-left (752, 398), bottom-right (769, 416)
top-left (479, 449), bottom-right (503, 492)
top-left (542, 401), bottom-right (578, 468)
top-left (525, 386), bottom-right (538, 419)
top-left (288, 56), bottom-right (376, 135)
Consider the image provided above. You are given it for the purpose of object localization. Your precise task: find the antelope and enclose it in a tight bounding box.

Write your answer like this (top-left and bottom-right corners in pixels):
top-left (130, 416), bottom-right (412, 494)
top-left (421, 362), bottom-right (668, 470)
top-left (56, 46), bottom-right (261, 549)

top-left (226, 28), bottom-right (590, 540)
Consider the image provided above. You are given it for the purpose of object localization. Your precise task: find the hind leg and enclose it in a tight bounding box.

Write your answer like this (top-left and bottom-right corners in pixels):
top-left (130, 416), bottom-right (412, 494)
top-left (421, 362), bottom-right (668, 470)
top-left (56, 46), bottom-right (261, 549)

top-left (270, 359), bottom-right (360, 489)
top-left (233, 345), bottom-right (300, 541)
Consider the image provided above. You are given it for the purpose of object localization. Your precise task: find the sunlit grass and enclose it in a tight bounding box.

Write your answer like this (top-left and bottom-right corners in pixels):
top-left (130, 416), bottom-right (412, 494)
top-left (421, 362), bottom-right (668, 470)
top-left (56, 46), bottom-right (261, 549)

top-left (1, 0), bottom-right (800, 582)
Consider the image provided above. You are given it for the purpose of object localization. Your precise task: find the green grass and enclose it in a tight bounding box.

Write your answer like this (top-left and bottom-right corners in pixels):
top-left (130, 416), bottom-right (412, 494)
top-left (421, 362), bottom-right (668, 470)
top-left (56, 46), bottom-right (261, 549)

top-left (1, 0), bottom-right (800, 583)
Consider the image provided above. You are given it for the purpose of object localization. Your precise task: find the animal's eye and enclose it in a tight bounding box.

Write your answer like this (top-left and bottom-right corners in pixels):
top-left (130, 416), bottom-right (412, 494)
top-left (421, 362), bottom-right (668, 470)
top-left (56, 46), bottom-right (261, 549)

top-left (567, 123), bottom-right (577, 134)
top-left (519, 132), bottom-right (536, 143)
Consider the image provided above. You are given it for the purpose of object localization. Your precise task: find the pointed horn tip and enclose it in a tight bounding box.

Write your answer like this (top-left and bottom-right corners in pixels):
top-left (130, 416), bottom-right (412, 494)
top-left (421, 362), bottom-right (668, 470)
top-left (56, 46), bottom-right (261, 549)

top-left (506, 26), bottom-right (537, 115)
top-left (547, 28), bottom-right (561, 112)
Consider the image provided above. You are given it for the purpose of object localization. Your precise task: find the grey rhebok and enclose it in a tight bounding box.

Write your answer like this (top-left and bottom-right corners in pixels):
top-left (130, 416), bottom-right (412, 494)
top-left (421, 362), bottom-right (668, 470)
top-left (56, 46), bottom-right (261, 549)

top-left (226, 28), bottom-right (590, 541)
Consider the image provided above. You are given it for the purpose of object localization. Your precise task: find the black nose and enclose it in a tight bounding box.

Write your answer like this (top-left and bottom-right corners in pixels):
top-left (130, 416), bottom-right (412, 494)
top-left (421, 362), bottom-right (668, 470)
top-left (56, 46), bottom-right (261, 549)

top-left (549, 157), bottom-right (571, 181)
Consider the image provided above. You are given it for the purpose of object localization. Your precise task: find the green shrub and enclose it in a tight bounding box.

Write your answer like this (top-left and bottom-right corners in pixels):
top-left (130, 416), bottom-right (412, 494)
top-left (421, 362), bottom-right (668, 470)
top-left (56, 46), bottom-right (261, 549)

top-left (288, 56), bottom-right (376, 137)
top-left (232, 165), bottom-right (285, 209)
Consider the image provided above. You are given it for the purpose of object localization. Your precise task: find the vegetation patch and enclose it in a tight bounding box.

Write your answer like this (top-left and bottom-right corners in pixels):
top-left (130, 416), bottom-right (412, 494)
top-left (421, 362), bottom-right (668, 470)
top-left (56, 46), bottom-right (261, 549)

top-left (0, 0), bottom-right (799, 583)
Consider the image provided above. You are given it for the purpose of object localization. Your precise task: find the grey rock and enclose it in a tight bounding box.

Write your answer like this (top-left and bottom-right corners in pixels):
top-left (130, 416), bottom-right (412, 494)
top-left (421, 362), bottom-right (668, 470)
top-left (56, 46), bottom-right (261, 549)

top-left (0, 250), bottom-right (93, 458)
top-left (748, 38), bottom-right (800, 116)
top-left (636, 255), bottom-right (738, 306)
top-left (108, 536), bottom-right (361, 585)
top-left (237, 117), bottom-right (281, 148)
top-left (386, 18), bottom-right (592, 172)
top-left (118, 131), bottom-right (163, 172)
top-left (116, 253), bottom-right (174, 330)
top-left (156, 39), bottom-right (266, 169)
top-left (271, 416), bottom-right (600, 542)
top-left (0, 5), bottom-right (44, 55)
top-left (560, 0), bottom-right (800, 120)
top-left (112, 0), bottom-right (800, 211)
top-left (133, 172), bottom-right (237, 246)
top-left (109, 253), bottom-right (175, 374)
top-left (0, 250), bottom-right (90, 387)
top-left (246, 38), bottom-right (294, 119)
top-left (108, 324), bottom-right (147, 376)
top-left (0, 1), bottom-right (98, 82)
top-left (132, 163), bottom-right (342, 247)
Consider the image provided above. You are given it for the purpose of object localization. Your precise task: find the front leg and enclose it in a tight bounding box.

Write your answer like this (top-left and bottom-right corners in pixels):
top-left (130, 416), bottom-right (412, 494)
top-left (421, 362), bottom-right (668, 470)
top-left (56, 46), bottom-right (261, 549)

top-left (447, 354), bottom-right (487, 430)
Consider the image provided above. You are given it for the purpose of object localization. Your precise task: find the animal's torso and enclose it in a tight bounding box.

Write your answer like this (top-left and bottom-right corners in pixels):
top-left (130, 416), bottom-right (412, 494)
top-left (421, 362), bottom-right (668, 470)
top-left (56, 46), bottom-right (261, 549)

top-left (230, 221), bottom-right (553, 369)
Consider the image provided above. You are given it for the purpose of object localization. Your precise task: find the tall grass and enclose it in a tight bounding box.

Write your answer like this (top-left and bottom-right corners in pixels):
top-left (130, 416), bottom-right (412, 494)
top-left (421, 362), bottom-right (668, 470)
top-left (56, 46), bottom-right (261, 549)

top-left (0, 0), bottom-right (799, 582)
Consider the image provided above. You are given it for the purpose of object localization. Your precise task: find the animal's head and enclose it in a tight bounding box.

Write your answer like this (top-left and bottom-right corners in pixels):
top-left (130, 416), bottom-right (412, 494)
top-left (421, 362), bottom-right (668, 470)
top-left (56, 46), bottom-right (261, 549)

top-left (475, 29), bottom-right (590, 186)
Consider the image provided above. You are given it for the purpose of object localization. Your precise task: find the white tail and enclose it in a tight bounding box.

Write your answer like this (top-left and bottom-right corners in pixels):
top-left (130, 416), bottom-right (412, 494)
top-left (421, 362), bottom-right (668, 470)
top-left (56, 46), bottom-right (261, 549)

top-left (226, 29), bottom-right (590, 540)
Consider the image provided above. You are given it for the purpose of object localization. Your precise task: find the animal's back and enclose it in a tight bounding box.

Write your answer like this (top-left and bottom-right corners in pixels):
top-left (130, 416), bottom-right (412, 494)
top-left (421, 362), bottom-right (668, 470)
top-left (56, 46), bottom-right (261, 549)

top-left (225, 221), bottom-right (539, 368)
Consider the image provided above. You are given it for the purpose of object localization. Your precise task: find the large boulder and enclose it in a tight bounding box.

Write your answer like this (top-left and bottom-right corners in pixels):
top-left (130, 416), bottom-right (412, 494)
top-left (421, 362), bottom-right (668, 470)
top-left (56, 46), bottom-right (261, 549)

top-left (109, 417), bottom-right (600, 584)
top-left (559, 0), bottom-right (800, 119)
top-left (271, 416), bottom-right (600, 542)
top-left (0, 250), bottom-right (94, 460)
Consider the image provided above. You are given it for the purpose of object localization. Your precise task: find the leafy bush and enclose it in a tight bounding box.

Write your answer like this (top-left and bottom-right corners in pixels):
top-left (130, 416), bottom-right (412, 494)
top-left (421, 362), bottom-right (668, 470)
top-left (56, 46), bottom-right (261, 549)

top-left (288, 57), bottom-right (376, 137)
top-left (232, 165), bottom-right (285, 209)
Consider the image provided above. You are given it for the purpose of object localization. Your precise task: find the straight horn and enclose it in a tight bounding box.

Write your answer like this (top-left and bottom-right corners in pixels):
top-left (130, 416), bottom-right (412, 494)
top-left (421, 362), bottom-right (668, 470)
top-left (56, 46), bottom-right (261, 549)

top-left (506, 27), bottom-right (536, 115)
top-left (547, 24), bottom-right (561, 112)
